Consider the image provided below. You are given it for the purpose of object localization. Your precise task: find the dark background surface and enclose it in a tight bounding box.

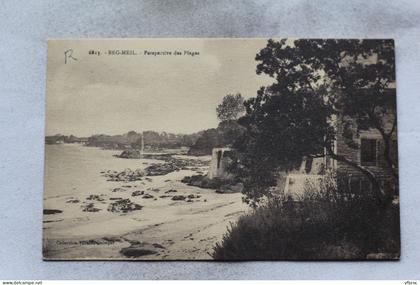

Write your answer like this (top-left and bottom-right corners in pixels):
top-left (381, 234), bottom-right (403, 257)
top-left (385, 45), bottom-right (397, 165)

top-left (0, 0), bottom-right (419, 279)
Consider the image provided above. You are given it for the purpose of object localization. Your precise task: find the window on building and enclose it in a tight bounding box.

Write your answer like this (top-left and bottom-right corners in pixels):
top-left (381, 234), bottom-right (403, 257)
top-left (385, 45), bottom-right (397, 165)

top-left (360, 138), bottom-right (377, 166)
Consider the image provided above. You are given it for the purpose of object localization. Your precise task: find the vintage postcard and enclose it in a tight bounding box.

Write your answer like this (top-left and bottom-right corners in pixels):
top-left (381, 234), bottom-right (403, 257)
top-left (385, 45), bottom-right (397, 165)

top-left (43, 39), bottom-right (400, 260)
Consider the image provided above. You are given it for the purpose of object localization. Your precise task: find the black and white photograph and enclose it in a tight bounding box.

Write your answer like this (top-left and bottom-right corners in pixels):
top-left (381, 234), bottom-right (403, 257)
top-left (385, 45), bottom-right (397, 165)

top-left (43, 38), bottom-right (399, 261)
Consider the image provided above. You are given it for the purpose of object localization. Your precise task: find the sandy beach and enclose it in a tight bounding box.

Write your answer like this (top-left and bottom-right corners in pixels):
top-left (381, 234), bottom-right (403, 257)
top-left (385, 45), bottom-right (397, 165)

top-left (43, 144), bottom-right (248, 260)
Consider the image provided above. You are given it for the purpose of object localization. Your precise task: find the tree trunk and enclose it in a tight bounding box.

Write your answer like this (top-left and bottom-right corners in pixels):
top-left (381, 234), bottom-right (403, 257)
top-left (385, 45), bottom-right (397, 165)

top-left (380, 133), bottom-right (399, 180)
top-left (368, 112), bottom-right (399, 180)
top-left (326, 146), bottom-right (387, 203)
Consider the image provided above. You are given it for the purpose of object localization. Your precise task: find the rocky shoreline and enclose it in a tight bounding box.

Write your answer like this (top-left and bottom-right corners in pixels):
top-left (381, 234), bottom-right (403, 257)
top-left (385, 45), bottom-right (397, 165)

top-left (103, 152), bottom-right (210, 182)
top-left (45, 153), bottom-right (240, 220)
top-left (43, 145), bottom-right (248, 260)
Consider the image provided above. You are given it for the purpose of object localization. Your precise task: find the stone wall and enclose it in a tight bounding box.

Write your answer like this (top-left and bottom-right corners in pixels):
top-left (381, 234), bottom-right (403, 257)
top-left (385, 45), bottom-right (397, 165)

top-left (207, 147), bottom-right (233, 179)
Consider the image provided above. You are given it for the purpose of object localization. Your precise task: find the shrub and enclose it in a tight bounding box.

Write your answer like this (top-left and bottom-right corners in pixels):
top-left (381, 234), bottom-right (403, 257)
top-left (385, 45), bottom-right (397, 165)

top-left (212, 174), bottom-right (400, 260)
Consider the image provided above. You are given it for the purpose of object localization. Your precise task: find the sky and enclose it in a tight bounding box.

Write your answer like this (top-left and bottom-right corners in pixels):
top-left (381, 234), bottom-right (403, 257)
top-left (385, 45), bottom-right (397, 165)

top-left (46, 39), bottom-right (274, 137)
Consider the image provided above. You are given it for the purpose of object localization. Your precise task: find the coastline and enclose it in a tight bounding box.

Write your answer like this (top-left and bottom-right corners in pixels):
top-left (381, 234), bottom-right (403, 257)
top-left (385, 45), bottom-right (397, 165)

top-left (43, 144), bottom-right (248, 260)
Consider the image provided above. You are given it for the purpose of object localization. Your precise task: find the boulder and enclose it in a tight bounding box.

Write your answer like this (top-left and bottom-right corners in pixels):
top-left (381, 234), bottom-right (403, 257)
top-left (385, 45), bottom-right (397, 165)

top-left (43, 209), bottom-right (63, 215)
top-left (86, 194), bottom-right (106, 201)
top-left (102, 168), bottom-right (145, 182)
top-left (81, 203), bottom-right (101, 212)
top-left (131, 190), bottom-right (144, 197)
top-left (118, 149), bottom-right (141, 159)
top-left (112, 188), bottom-right (126, 192)
top-left (171, 195), bottom-right (186, 201)
top-left (107, 199), bottom-right (143, 213)
top-left (152, 243), bottom-right (166, 249)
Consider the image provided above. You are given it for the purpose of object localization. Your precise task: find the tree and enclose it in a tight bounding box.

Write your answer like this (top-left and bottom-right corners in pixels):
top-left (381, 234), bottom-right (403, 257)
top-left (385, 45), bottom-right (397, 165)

top-left (216, 93), bottom-right (246, 121)
top-left (235, 39), bottom-right (397, 204)
top-left (188, 128), bottom-right (221, 155)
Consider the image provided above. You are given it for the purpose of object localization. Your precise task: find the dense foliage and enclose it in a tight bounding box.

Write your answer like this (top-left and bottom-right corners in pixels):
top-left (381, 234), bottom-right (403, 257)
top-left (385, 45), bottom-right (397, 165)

top-left (213, 175), bottom-right (400, 260)
top-left (188, 120), bottom-right (245, 155)
top-left (84, 130), bottom-right (201, 150)
top-left (233, 39), bottom-right (397, 204)
top-left (216, 93), bottom-right (246, 121)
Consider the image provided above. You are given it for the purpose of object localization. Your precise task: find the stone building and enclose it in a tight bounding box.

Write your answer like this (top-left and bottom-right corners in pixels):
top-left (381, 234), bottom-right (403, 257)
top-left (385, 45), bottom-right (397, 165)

top-left (207, 147), bottom-right (234, 179)
top-left (282, 89), bottom-right (398, 200)
top-left (205, 90), bottom-right (398, 200)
